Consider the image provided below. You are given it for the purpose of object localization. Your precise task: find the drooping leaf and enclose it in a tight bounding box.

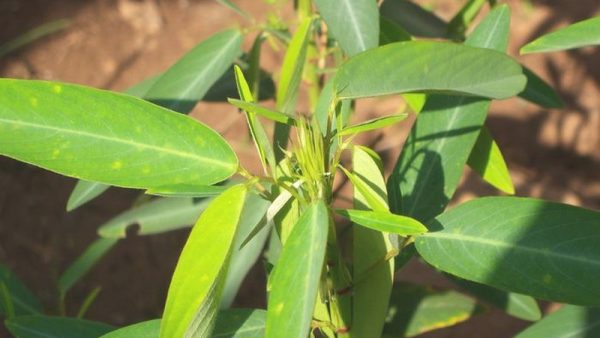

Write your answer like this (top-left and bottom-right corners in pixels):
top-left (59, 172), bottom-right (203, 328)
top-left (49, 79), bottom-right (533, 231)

top-left (519, 67), bottom-right (564, 108)
top-left (467, 127), bottom-right (515, 194)
top-left (336, 209), bottom-right (427, 236)
top-left (383, 282), bottom-right (481, 337)
top-left (380, 0), bottom-right (447, 38)
top-left (97, 197), bottom-right (211, 238)
top-left (0, 265), bottom-right (42, 316)
top-left (66, 180), bottom-right (110, 212)
top-left (58, 238), bottom-right (119, 296)
top-left (265, 201), bottom-right (328, 338)
top-left (0, 80), bottom-right (238, 190)
top-left (335, 41), bottom-right (526, 100)
top-left (338, 114), bottom-right (407, 136)
top-left (228, 99), bottom-right (295, 125)
top-left (160, 185), bottom-right (247, 338)
top-left (314, 0), bottom-right (379, 56)
top-left (5, 316), bottom-right (114, 338)
top-left (515, 305), bottom-right (600, 338)
top-left (521, 16), bottom-right (600, 54)
top-left (416, 197), bottom-right (600, 306)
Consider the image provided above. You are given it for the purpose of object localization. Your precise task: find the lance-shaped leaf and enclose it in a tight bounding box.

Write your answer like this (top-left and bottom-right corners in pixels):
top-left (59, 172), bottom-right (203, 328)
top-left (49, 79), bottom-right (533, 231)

top-left (515, 305), bottom-right (600, 338)
top-left (66, 180), bottom-right (110, 212)
top-left (98, 197), bottom-right (211, 238)
top-left (336, 209), bottom-right (427, 236)
top-left (215, 0), bottom-right (249, 18)
top-left (338, 114), bottom-right (407, 136)
top-left (145, 184), bottom-right (228, 198)
top-left (520, 67), bottom-right (564, 108)
top-left (228, 99), bottom-right (295, 125)
top-left (314, 0), bottom-right (379, 56)
top-left (380, 0), bottom-right (448, 38)
top-left (265, 201), bottom-right (328, 338)
top-left (0, 265), bottom-right (42, 316)
top-left (416, 197), bottom-right (600, 306)
top-left (0, 80), bottom-right (238, 191)
top-left (160, 185), bottom-right (247, 338)
top-left (5, 316), bottom-right (114, 338)
top-left (335, 41), bottom-right (526, 100)
top-left (383, 282), bottom-right (481, 337)
top-left (58, 238), bottom-right (119, 296)
top-left (521, 16), bottom-right (600, 54)
top-left (467, 127), bottom-right (515, 194)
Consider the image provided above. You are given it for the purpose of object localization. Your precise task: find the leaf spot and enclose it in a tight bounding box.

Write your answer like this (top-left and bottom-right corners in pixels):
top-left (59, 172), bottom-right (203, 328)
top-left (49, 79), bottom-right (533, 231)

top-left (275, 302), bottom-right (285, 314)
top-left (53, 85), bottom-right (62, 94)
top-left (111, 161), bottom-right (123, 170)
top-left (30, 97), bottom-right (38, 107)
top-left (142, 167), bottom-right (151, 174)
top-left (543, 274), bottom-right (553, 284)
top-left (52, 149), bottom-right (61, 159)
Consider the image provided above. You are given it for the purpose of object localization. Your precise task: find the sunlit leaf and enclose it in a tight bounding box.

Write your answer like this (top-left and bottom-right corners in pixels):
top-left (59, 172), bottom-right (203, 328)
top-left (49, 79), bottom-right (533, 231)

top-left (228, 99), bottom-right (295, 125)
top-left (145, 184), bottom-right (228, 198)
top-left (338, 114), bottom-right (407, 136)
top-left (467, 127), bottom-right (515, 194)
top-left (5, 316), bottom-right (114, 338)
top-left (515, 305), bottom-right (600, 338)
top-left (336, 209), bottom-right (427, 236)
top-left (521, 16), bottom-right (600, 54)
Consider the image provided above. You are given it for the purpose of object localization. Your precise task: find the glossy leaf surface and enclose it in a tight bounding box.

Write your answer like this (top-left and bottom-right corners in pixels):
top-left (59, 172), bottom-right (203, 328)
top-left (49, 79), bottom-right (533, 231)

top-left (161, 185), bottom-right (247, 338)
top-left (5, 316), bottom-right (114, 338)
top-left (521, 16), bottom-right (600, 54)
top-left (0, 80), bottom-right (238, 190)
top-left (335, 41), bottom-right (526, 100)
top-left (0, 265), bottom-right (42, 316)
top-left (416, 197), bottom-right (600, 305)
top-left (515, 305), bottom-right (600, 338)
top-left (467, 127), bottom-right (515, 194)
top-left (314, 0), bottom-right (379, 56)
top-left (336, 209), bottom-right (427, 236)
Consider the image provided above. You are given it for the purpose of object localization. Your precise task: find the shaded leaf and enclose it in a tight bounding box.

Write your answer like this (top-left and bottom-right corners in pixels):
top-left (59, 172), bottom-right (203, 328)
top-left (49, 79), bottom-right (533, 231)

top-left (379, 16), bottom-right (412, 45)
top-left (380, 0), bottom-right (447, 38)
top-left (0, 265), bottom-right (42, 316)
top-left (467, 127), bottom-right (515, 194)
top-left (145, 184), bottom-right (228, 198)
top-left (521, 16), bottom-right (600, 54)
top-left (519, 67), bottom-right (564, 108)
top-left (66, 180), bottom-right (110, 212)
top-left (515, 305), bottom-right (600, 338)
top-left (5, 316), bottom-right (114, 338)
top-left (0, 19), bottom-right (70, 58)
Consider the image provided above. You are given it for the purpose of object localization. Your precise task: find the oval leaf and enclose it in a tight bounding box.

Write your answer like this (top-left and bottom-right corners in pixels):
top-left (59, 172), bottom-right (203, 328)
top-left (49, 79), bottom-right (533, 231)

top-left (337, 209), bottom-right (427, 236)
top-left (0, 80), bottom-right (238, 190)
top-left (5, 316), bottom-right (114, 338)
top-left (515, 305), bottom-right (600, 338)
top-left (521, 16), bottom-right (600, 54)
top-left (335, 41), bottom-right (526, 100)
top-left (416, 197), bottom-right (600, 305)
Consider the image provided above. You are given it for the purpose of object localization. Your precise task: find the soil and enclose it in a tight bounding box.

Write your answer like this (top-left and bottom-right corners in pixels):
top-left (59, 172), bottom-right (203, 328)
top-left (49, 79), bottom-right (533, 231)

top-left (0, 0), bottom-right (598, 337)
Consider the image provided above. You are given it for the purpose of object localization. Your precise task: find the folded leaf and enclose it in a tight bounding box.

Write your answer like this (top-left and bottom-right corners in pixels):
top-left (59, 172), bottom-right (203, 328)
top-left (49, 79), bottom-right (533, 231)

top-left (5, 316), bottom-right (114, 338)
top-left (0, 265), bottom-right (42, 316)
top-left (336, 209), bottom-right (427, 236)
top-left (515, 305), bottom-right (600, 338)
top-left (521, 16), bottom-right (600, 54)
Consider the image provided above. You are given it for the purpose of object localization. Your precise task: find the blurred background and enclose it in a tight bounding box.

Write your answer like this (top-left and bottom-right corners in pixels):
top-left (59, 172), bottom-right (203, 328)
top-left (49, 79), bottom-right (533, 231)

top-left (0, 0), bottom-right (598, 337)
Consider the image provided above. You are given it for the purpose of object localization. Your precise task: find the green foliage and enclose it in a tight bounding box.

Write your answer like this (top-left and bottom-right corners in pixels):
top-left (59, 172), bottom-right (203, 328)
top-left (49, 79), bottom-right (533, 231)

top-left (5, 316), bottom-right (114, 338)
top-left (521, 16), bottom-right (600, 54)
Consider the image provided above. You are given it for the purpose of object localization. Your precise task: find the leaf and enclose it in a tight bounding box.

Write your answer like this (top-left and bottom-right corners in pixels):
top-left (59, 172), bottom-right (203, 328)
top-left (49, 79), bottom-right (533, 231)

top-left (351, 145), bottom-right (395, 338)
top-left (97, 197), bottom-right (211, 238)
top-left (265, 201), bottom-right (328, 338)
top-left (5, 316), bottom-right (114, 338)
top-left (143, 29), bottom-right (243, 113)
top-left (0, 19), bottom-right (70, 58)
top-left (336, 209), bottom-right (427, 236)
top-left (521, 16), bottom-right (600, 54)
top-left (0, 80), bottom-right (238, 190)
top-left (416, 197), bottom-right (600, 306)
top-left (380, 0), bottom-right (448, 38)
top-left (228, 99), bottom-right (295, 125)
top-left (450, 277), bottom-right (542, 321)
top-left (314, 0), bottom-right (379, 56)
top-left (383, 282), bottom-right (481, 337)
top-left (447, 0), bottom-right (488, 39)
top-left (335, 41), bottom-right (526, 100)
top-left (338, 114), bottom-right (407, 136)
top-left (387, 4), bottom-right (511, 221)
top-left (145, 184), bottom-right (228, 198)
top-left (0, 265), bottom-right (42, 316)
top-left (467, 127), bottom-right (515, 194)
top-left (519, 66), bottom-right (564, 108)
top-left (215, 0), bottom-right (249, 18)
top-left (101, 320), bottom-right (161, 338)
top-left (160, 185), bottom-right (247, 338)
top-left (66, 180), bottom-right (110, 212)
top-left (58, 238), bottom-right (119, 295)
top-left (379, 16), bottom-right (412, 45)
top-left (515, 305), bottom-right (600, 338)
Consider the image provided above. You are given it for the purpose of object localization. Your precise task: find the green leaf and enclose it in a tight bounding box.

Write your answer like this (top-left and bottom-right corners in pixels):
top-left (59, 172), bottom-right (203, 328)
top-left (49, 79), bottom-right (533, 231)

top-left (416, 197), bottom-right (600, 306)
top-left (519, 66), bottom-right (564, 108)
top-left (228, 99), bottom-right (295, 125)
top-left (0, 19), bottom-right (70, 58)
top-left (447, 0), bottom-right (488, 39)
top-left (450, 277), bottom-right (542, 321)
top-left (351, 145), bottom-right (395, 338)
top-left (265, 201), bottom-right (328, 338)
top-left (215, 0), bottom-right (250, 18)
top-left (467, 127), bottom-right (515, 194)
top-left (5, 316), bottom-right (114, 338)
top-left (98, 197), bottom-right (211, 238)
top-left (143, 29), bottom-right (243, 113)
top-left (336, 209), bottom-right (427, 236)
top-left (379, 16), bottom-right (412, 45)
top-left (160, 185), bottom-right (247, 338)
top-left (380, 0), bottom-right (448, 38)
top-left (335, 41), bottom-right (526, 100)
top-left (145, 184), bottom-right (228, 198)
top-left (101, 320), bottom-right (161, 338)
top-left (515, 305), bottom-right (600, 338)
top-left (0, 265), bottom-right (42, 316)
top-left (383, 282), bottom-right (480, 337)
top-left (314, 0), bottom-right (379, 56)
top-left (521, 16), bottom-right (600, 54)
top-left (338, 114), bottom-right (407, 136)
top-left (58, 238), bottom-right (119, 295)
top-left (66, 180), bottom-right (110, 212)
top-left (0, 79), bottom-right (238, 190)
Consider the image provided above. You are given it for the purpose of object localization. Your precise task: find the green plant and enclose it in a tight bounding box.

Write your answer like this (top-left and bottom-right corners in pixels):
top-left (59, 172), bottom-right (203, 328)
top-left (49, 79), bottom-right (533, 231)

top-left (0, 1), bottom-right (599, 337)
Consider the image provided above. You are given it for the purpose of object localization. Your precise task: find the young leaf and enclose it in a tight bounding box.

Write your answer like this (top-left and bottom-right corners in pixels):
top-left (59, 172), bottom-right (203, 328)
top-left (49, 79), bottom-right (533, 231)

top-left (265, 201), bottom-right (328, 338)
top-left (0, 80), bottom-right (238, 191)
top-left (5, 316), bottom-right (114, 338)
top-left (521, 16), bottom-right (600, 54)
top-left (416, 197), bottom-right (600, 306)
top-left (97, 197), bottom-right (211, 238)
top-left (314, 0), bottom-right (379, 56)
top-left (0, 265), bottom-right (42, 316)
top-left (380, 0), bottom-right (448, 38)
top-left (66, 180), bottom-right (110, 212)
top-left (337, 114), bottom-right (407, 136)
top-left (58, 238), bottom-right (119, 296)
top-left (447, 0), bottom-right (488, 38)
top-left (336, 209), bottom-right (427, 236)
top-left (520, 67), bottom-right (564, 108)
top-left (515, 305), bottom-right (600, 338)
top-left (228, 99), bottom-right (295, 125)
top-left (467, 127), bottom-right (515, 195)
top-left (160, 185), bottom-right (247, 338)
top-left (335, 41), bottom-right (526, 100)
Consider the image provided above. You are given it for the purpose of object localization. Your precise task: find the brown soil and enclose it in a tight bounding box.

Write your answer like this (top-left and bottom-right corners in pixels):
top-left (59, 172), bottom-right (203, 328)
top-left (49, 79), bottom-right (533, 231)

top-left (0, 0), bottom-right (598, 337)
